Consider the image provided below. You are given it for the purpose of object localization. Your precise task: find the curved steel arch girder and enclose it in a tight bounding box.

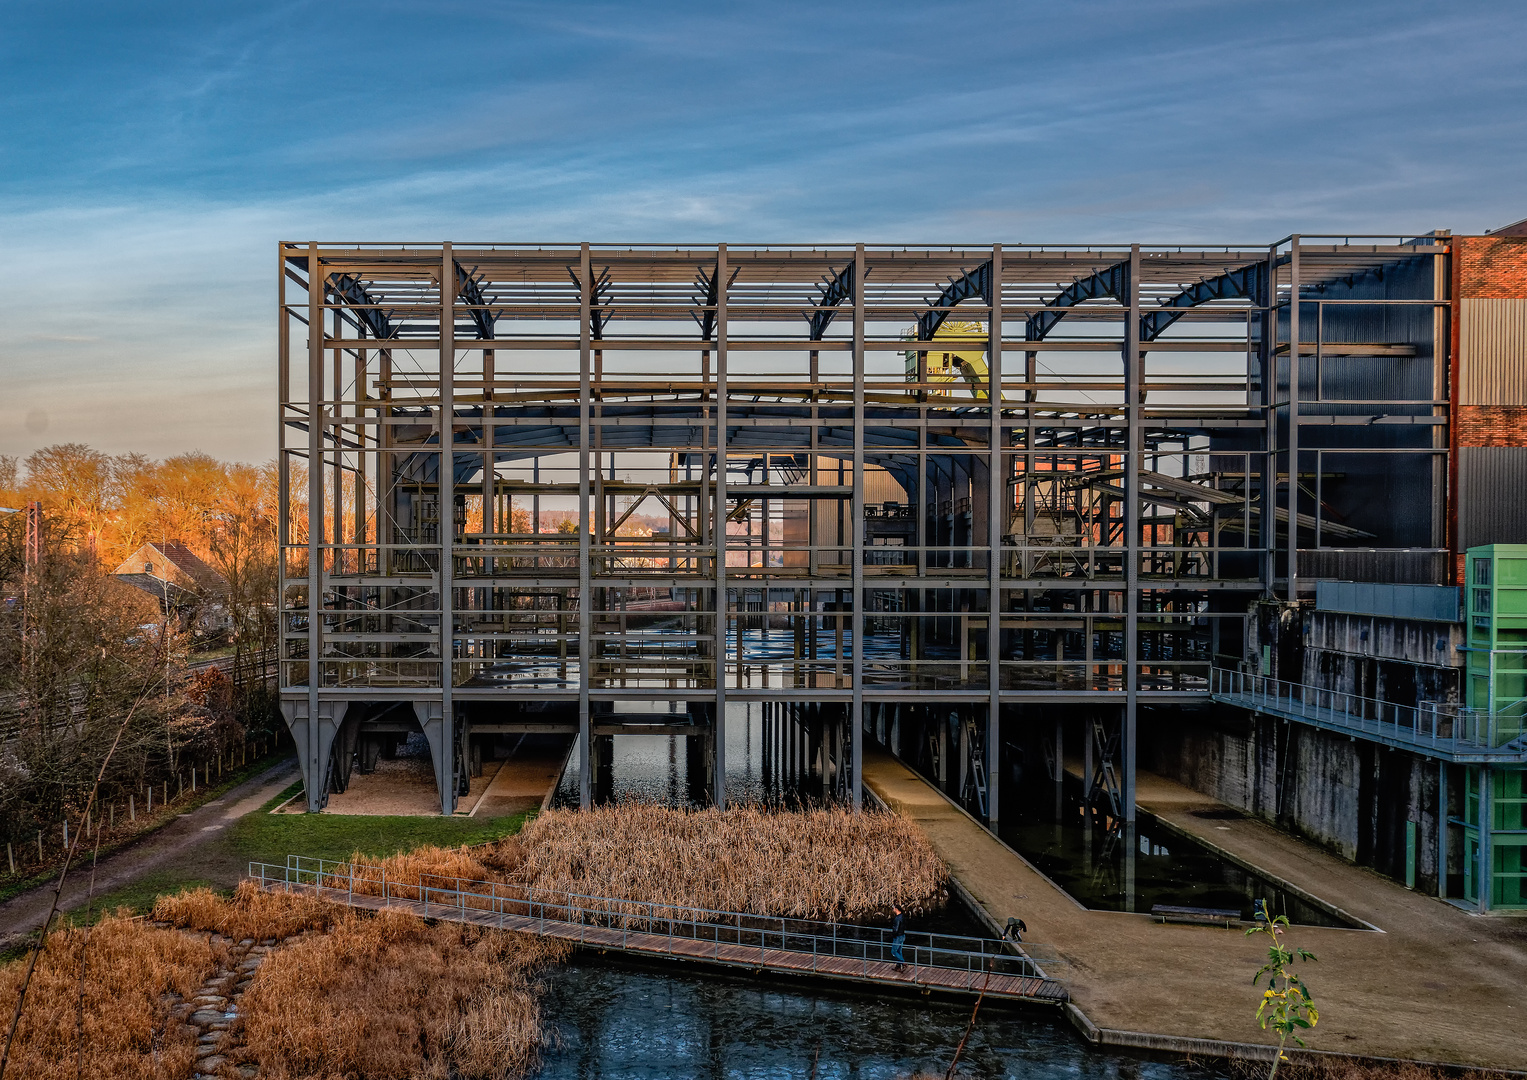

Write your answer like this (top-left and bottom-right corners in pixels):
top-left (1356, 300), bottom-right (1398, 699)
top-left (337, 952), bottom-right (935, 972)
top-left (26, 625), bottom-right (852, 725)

top-left (1140, 262), bottom-right (1269, 342)
top-left (918, 261), bottom-right (991, 341)
top-left (392, 406), bottom-right (969, 503)
top-left (455, 263), bottom-right (495, 340)
top-left (1025, 261), bottom-right (1129, 342)
top-left (1026, 259), bottom-right (1272, 346)
top-left (327, 273), bottom-right (396, 340)
top-left (806, 262), bottom-right (855, 340)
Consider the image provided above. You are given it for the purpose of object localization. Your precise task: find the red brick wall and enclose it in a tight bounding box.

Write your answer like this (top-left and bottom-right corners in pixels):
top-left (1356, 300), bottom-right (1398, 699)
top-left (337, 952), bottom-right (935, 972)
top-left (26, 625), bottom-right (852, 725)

top-left (1449, 236), bottom-right (1527, 579)
top-left (1456, 404), bottom-right (1527, 446)
top-left (1456, 235), bottom-right (1527, 298)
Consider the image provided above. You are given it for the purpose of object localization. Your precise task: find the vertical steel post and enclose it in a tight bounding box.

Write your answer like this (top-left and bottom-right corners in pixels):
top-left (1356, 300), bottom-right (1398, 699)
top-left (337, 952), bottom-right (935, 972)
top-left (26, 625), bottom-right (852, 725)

top-left (1260, 246), bottom-right (1278, 593)
top-left (578, 244), bottom-right (593, 809)
top-left (277, 244), bottom-right (290, 694)
top-left (439, 243), bottom-right (456, 815)
top-left (714, 245), bottom-right (730, 807)
top-left (987, 245), bottom-right (1003, 828)
top-left (850, 244), bottom-right (866, 809)
top-left (306, 242), bottom-right (323, 812)
top-left (1438, 762), bottom-right (1449, 899)
top-left (1287, 237), bottom-right (1301, 599)
top-left (1478, 766), bottom-right (1492, 913)
top-left (1122, 245), bottom-right (1141, 823)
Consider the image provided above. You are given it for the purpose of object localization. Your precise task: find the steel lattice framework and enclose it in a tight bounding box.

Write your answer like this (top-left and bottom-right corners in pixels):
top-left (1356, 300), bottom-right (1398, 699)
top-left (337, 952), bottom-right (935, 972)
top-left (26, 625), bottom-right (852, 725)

top-left (278, 238), bottom-right (1451, 816)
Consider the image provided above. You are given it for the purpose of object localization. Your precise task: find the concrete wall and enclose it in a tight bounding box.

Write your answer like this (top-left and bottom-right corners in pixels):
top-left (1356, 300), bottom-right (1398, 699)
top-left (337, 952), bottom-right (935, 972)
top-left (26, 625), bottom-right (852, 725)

top-left (1142, 707), bottom-right (1442, 894)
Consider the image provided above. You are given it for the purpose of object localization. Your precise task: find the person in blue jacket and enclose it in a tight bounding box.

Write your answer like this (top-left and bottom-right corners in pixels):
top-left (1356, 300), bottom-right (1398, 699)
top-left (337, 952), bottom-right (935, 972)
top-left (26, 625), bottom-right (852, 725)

top-left (890, 904), bottom-right (907, 972)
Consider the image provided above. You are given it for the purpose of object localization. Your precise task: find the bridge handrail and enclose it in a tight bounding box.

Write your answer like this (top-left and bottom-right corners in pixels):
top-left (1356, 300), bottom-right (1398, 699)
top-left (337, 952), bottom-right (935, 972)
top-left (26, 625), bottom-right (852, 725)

top-left (1209, 666), bottom-right (1525, 753)
top-left (247, 856), bottom-right (1060, 983)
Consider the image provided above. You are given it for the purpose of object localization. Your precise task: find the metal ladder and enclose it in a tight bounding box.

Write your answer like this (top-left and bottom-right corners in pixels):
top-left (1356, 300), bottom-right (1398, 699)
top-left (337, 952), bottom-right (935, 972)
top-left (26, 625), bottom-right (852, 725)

top-left (1086, 719), bottom-right (1121, 823)
top-left (961, 717), bottom-right (989, 818)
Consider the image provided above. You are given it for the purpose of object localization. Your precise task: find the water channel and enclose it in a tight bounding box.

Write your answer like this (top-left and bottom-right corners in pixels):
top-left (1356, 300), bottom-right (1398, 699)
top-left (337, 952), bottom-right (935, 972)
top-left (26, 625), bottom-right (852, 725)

top-left (535, 958), bottom-right (1225, 1080)
top-left (999, 777), bottom-right (1361, 929)
top-left (549, 707), bottom-right (1361, 929)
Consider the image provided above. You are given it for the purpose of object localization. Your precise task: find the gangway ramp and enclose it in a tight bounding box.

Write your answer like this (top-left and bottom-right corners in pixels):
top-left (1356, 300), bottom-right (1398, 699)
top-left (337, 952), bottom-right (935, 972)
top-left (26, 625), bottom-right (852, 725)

top-left (249, 857), bottom-right (1068, 1006)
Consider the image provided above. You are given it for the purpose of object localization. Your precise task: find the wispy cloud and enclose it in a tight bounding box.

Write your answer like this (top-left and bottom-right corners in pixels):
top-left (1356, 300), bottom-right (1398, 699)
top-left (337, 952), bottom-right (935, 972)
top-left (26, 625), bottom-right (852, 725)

top-left (2, 0), bottom-right (1524, 459)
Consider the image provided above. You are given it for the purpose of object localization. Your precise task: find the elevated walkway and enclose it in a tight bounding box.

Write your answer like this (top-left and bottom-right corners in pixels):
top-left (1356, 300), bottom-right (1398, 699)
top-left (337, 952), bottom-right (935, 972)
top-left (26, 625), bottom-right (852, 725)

top-left (1210, 667), bottom-right (1527, 763)
top-left (247, 857), bottom-right (1067, 1006)
top-left (861, 747), bottom-right (1527, 1070)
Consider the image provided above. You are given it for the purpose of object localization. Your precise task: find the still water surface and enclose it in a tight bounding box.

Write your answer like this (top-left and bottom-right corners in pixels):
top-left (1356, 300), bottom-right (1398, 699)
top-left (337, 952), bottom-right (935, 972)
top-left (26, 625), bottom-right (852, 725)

top-left (535, 959), bottom-right (1225, 1080)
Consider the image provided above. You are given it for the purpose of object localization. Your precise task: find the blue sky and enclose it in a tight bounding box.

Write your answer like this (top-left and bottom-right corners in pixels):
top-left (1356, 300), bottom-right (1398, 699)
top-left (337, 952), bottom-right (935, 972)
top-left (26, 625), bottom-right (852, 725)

top-left (3, 1), bottom-right (1524, 461)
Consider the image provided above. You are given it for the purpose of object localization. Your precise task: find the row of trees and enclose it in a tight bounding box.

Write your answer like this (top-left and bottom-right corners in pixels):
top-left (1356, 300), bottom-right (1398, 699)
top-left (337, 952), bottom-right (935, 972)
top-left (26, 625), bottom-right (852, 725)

top-left (0, 445), bottom-right (281, 859)
top-left (0, 444), bottom-right (275, 569)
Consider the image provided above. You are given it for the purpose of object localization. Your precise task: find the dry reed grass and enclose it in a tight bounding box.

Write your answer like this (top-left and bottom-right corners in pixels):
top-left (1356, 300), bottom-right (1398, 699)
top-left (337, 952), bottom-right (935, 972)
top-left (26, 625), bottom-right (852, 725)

top-left (333, 843), bottom-right (500, 896)
top-left (333, 804), bottom-right (945, 922)
top-left (506, 803), bottom-right (947, 920)
top-left (1232, 1059), bottom-right (1517, 1080)
top-left (237, 905), bottom-right (568, 1080)
top-left (152, 880), bottom-right (339, 941)
top-left (0, 914), bottom-right (215, 1080)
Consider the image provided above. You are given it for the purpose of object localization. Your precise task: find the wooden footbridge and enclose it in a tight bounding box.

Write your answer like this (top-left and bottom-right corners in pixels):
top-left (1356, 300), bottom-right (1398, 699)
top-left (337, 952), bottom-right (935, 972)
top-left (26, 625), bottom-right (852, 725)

top-left (249, 857), bottom-right (1067, 1006)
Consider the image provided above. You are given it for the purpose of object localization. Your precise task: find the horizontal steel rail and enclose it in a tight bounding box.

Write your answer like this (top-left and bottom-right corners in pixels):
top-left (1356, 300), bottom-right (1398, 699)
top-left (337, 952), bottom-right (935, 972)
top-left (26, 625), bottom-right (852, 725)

top-left (1210, 667), bottom-right (1527, 762)
top-left (249, 855), bottom-right (1064, 990)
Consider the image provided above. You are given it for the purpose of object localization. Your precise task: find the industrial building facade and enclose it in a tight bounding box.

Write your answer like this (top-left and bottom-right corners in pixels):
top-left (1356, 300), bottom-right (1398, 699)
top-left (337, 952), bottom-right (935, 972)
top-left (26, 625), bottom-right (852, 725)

top-left (277, 233), bottom-right (1527, 910)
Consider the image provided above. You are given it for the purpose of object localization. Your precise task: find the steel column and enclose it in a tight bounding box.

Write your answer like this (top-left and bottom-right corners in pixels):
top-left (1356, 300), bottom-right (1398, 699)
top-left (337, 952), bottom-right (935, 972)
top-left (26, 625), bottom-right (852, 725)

top-left (305, 242), bottom-right (323, 812)
top-left (439, 243), bottom-right (456, 815)
top-left (578, 244), bottom-right (593, 809)
top-left (987, 244), bottom-right (1003, 828)
top-left (1287, 236), bottom-right (1301, 598)
top-left (715, 245), bottom-right (729, 808)
top-left (850, 244), bottom-right (866, 810)
top-left (1122, 244), bottom-right (1141, 823)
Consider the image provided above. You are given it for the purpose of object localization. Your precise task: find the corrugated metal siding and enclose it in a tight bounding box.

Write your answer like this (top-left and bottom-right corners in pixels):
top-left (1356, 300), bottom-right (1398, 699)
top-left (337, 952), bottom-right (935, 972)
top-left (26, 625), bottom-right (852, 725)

top-left (1460, 298), bottom-right (1527, 405)
top-left (1457, 446), bottom-right (1527, 547)
top-left (1296, 549), bottom-right (1447, 585)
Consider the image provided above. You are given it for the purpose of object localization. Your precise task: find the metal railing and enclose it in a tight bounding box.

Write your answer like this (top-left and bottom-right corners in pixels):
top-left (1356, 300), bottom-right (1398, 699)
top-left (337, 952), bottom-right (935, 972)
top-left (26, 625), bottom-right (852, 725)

top-left (1210, 667), bottom-right (1527, 759)
top-left (250, 856), bottom-right (1061, 989)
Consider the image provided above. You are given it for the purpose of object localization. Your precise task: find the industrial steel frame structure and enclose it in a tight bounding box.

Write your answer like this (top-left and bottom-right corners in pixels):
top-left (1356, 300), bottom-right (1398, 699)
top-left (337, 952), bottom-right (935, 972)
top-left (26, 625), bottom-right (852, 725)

top-left (278, 238), bottom-right (1452, 820)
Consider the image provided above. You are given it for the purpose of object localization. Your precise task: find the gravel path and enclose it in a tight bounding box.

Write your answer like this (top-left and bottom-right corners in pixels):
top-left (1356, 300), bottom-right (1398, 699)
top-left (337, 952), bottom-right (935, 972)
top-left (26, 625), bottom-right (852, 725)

top-left (0, 758), bottom-right (298, 952)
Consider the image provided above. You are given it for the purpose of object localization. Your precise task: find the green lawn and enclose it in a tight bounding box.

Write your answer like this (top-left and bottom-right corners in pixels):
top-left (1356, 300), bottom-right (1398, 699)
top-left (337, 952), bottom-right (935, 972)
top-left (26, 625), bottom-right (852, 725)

top-left (229, 786), bottom-right (536, 866)
top-left (68, 784), bottom-right (535, 921)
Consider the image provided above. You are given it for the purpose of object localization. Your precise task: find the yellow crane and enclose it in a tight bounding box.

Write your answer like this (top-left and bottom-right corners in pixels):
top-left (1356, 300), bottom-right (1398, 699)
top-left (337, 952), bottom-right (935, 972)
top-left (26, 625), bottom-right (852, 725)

top-left (903, 320), bottom-right (991, 399)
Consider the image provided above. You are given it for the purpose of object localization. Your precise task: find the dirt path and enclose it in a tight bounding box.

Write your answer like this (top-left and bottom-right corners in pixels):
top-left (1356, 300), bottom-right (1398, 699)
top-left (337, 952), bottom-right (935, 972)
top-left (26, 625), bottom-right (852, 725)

top-left (0, 758), bottom-right (298, 952)
top-left (862, 747), bottom-right (1527, 1071)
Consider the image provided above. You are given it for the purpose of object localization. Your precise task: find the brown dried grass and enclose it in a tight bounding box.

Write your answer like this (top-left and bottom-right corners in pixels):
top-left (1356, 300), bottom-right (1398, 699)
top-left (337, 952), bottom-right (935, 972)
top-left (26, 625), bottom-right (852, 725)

top-left (334, 805), bottom-right (945, 921)
top-left (0, 915), bottom-right (216, 1080)
top-left (334, 842), bottom-right (499, 896)
top-left (1233, 1059), bottom-right (1516, 1080)
top-left (152, 880), bottom-right (338, 941)
top-left (237, 906), bottom-right (568, 1080)
top-left (505, 803), bottom-right (947, 920)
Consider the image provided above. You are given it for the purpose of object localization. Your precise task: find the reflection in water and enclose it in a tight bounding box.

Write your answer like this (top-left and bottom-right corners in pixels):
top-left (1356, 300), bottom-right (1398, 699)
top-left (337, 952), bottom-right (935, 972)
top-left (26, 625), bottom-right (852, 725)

top-left (536, 959), bottom-right (1218, 1080)
top-left (553, 702), bottom-right (832, 808)
top-left (1000, 777), bottom-right (1358, 928)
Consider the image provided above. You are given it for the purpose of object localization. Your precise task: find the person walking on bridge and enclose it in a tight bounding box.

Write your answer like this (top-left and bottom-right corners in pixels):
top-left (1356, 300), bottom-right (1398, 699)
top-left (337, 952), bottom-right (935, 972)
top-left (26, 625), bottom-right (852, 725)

top-left (890, 904), bottom-right (907, 973)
